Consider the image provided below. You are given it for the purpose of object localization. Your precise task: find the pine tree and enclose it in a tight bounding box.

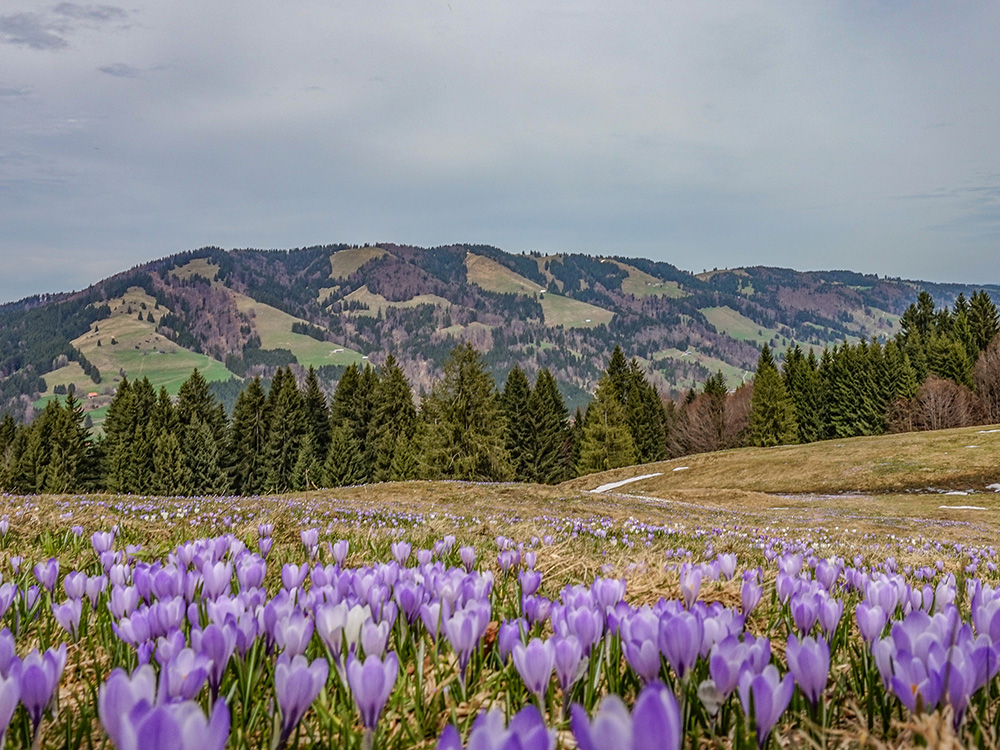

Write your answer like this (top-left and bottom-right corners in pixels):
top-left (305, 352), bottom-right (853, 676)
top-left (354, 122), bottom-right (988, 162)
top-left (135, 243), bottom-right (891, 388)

top-left (501, 366), bottom-right (533, 480)
top-left (264, 367), bottom-right (306, 492)
top-left (187, 420), bottom-right (227, 494)
top-left (151, 430), bottom-right (190, 495)
top-left (576, 376), bottom-right (636, 474)
top-left (419, 343), bottom-right (512, 481)
top-left (323, 420), bottom-right (365, 487)
top-left (624, 360), bottom-right (667, 463)
top-left (747, 344), bottom-right (797, 447)
top-left (292, 432), bottom-right (325, 490)
top-left (369, 355), bottom-right (418, 482)
top-left (330, 364), bottom-right (376, 482)
top-left (227, 377), bottom-right (269, 495)
top-left (301, 366), bottom-right (331, 459)
top-left (524, 368), bottom-right (572, 484)
top-left (926, 334), bottom-right (973, 388)
top-left (969, 290), bottom-right (1000, 354)
top-left (783, 347), bottom-right (823, 443)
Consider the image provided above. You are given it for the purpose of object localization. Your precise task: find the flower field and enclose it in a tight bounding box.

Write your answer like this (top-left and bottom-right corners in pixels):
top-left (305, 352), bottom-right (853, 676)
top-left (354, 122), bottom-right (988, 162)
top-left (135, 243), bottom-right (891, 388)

top-left (0, 482), bottom-right (997, 749)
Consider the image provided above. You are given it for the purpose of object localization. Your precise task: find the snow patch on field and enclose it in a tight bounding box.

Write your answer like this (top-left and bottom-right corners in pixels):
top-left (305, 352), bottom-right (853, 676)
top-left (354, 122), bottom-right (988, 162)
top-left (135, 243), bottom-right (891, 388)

top-left (673, 466), bottom-right (690, 472)
top-left (939, 505), bottom-right (987, 510)
top-left (589, 473), bottom-right (663, 493)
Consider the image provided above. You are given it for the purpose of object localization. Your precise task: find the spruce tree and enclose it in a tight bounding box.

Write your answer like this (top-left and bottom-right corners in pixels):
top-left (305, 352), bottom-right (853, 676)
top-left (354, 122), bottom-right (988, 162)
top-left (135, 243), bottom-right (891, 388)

top-left (783, 347), bottom-right (823, 443)
top-left (624, 360), bottom-right (667, 463)
top-left (747, 345), bottom-right (798, 447)
top-left (151, 430), bottom-right (190, 495)
top-left (264, 367), bottom-right (306, 492)
top-left (419, 343), bottom-right (512, 481)
top-left (323, 420), bottom-right (365, 487)
top-left (577, 376), bottom-right (637, 474)
top-left (292, 432), bottom-right (325, 490)
top-left (926, 334), bottom-right (973, 388)
top-left (969, 290), bottom-right (1000, 354)
top-left (524, 368), bottom-right (572, 484)
top-left (301, 366), bottom-right (331, 458)
top-left (187, 420), bottom-right (227, 494)
top-left (227, 377), bottom-right (269, 495)
top-left (369, 355), bottom-right (418, 482)
top-left (330, 364), bottom-right (376, 482)
top-left (501, 366), bottom-right (532, 480)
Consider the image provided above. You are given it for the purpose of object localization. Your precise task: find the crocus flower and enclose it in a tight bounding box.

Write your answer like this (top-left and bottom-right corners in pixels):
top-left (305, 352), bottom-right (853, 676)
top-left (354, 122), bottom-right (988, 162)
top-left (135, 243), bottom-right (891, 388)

top-left (571, 681), bottom-right (680, 750)
top-left (738, 665), bottom-right (794, 747)
top-left (33, 559), bottom-right (59, 592)
top-left (658, 611), bottom-right (702, 681)
top-left (158, 648), bottom-right (212, 702)
top-left (439, 705), bottom-right (553, 750)
top-left (513, 638), bottom-right (555, 704)
top-left (19, 644), bottom-right (67, 732)
top-left (785, 634), bottom-right (830, 707)
top-left (52, 599), bottom-right (83, 640)
top-left (0, 670), bottom-right (19, 746)
top-left (553, 635), bottom-right (585, 697)
top-left (855, 603), bottom-right (887, 643)
top-left (274, 653), bottom-right (329, 744)
top-left (332, 540), bottom-right (349, 566)
top-left (346, 652), bottom-right (399, 731)
top-left (98, 665), bottom-right (158, 748)
top-left (118, 699), bottom-right (229, 750)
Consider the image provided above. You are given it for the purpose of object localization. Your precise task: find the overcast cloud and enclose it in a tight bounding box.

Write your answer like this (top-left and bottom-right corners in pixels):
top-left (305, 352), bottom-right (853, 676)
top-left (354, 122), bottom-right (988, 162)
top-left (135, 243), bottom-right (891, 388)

top-left (0, 1), bottom-right (998, 303)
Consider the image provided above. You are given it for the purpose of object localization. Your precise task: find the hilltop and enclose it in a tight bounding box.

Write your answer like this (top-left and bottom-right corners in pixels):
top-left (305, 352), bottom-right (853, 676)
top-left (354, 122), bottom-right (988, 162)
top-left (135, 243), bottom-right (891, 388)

top-left (2, 243), bottom-right (998, 422)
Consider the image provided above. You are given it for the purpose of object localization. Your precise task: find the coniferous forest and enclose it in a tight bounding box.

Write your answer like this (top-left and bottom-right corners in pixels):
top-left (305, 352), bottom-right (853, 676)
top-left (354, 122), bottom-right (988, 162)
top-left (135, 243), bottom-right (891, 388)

top-left (1, 289), bottom-right (998, 496)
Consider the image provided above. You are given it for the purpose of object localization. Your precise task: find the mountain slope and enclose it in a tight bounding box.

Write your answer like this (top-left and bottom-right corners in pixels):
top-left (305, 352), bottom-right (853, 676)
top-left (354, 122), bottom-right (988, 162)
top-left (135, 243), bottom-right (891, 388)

top-left (1, 243), bottom-right (997, 423)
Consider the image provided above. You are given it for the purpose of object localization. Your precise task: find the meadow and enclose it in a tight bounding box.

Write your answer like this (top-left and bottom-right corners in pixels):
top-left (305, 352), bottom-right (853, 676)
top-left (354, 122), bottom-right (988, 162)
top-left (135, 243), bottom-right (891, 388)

top-left (0, 428), bottom-right (998, 748)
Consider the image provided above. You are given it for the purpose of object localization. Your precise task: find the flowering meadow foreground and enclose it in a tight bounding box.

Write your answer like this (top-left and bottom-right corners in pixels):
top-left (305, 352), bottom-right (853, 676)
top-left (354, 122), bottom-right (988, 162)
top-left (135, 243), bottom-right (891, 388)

top-left (0, 482), bottom-right (997, 749)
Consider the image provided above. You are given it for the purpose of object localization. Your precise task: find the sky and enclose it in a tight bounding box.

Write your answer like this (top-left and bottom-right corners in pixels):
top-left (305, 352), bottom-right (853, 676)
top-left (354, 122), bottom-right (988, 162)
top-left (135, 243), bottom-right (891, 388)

top-left (1, 1), bottom-right (998, 303)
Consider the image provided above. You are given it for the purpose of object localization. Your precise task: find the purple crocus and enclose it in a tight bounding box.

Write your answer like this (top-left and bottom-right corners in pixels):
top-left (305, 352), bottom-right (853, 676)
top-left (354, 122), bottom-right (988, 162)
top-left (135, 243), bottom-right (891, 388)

top-left (52, 599), bottom-right (83, 640)
top-left (19, 644), bottom-right (67, 733)
top-left (121, 699), bottom-right (229, 750)
top-left (553, 635), bottom-right (585, 696)
top-left (512, 638), bottom-right (555, 704)
top-left (738, 665), bottom-right (794, 747)
top-left (438, 705), bottom-right (553, 750)
top-left (785, 634), bottom-right (830, 707)
top-left (571, 681), bottom-right (680, 750)
top-left (33, 559), bottom-right (59, 593)
top-left (98, 665), bottom-right (157, 748)
top-left (274, 653), bottom-right (329, 745)
top-left (158, 648), bottom-right (212, 702)
top-left (658, 611), bottom-right (702, 681)
top-left (346, 652), bottom-right (399, 731)
top-left (332, 540), bottom-right (349, 566)
top-left (855, 603), bottom-right (888, 643)
top-left (0, 670), bottom-right (18, 746)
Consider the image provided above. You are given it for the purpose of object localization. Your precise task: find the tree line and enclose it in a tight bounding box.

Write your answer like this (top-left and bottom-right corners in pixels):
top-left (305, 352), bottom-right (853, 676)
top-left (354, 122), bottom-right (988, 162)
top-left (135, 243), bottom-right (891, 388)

top-left (0, 343), bottom-right (669, 495)
top-left (682, 289), bottom-right (1000, 450)
top-left (2, 288), bottom-right (999, 495)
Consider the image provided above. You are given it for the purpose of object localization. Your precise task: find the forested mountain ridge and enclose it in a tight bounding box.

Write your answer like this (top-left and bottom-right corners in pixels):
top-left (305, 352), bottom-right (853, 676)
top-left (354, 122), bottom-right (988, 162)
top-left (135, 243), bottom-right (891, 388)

top-left (2, 243), bottom-right (998, 422)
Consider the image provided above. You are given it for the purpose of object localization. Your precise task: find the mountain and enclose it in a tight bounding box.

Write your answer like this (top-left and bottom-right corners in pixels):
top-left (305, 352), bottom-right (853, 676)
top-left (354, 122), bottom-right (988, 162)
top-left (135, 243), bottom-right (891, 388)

top-left (2, 243), bottom-right (997, 425)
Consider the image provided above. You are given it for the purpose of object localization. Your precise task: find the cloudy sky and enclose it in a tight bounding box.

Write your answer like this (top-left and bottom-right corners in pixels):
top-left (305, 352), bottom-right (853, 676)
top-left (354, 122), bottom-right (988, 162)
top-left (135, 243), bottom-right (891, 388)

top-left (1, 1), bottom-right (998, 303)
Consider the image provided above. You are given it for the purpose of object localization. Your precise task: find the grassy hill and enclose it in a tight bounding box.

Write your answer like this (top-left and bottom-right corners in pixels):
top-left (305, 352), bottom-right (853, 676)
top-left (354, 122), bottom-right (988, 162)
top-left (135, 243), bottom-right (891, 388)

top-left (564, 422), bottom-right (1000, 494)
top-left (3, 243), bottom-right (1000, 422)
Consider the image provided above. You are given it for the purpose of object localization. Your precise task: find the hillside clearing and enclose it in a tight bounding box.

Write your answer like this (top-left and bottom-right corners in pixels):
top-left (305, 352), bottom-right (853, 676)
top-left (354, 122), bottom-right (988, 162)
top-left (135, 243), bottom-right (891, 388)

top-left (328, 246), bottom-right (389, 280)
top-left (465, 253), bottom-right (544, 296)
top-left (540, 293), bottom-right (614, 328)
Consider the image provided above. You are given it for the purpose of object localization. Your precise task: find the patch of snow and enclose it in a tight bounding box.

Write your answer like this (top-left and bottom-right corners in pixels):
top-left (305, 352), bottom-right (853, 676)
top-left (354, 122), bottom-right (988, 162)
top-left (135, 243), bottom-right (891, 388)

top-left (939, 505), bottom-right (987, 510)
top-left (945, 491), bottom-right (968, 496)
top-left (987, 483), bottom-right (1000, 492)
top-left (673, 466), bottom-right (690, 472)
top-left (966, 445), bottom-right (980, 449)
top-left (589, 473), bottom-right (664, 493)
top-left (977, 429), bottom-right (1000, 433)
